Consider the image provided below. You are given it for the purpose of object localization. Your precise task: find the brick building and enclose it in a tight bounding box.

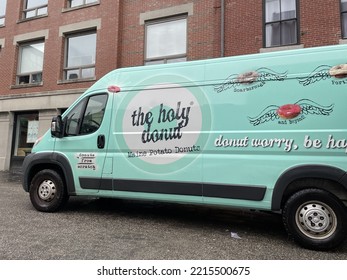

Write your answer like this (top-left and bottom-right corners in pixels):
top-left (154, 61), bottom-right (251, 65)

top-left (0, 0), bottom-right (346, 170)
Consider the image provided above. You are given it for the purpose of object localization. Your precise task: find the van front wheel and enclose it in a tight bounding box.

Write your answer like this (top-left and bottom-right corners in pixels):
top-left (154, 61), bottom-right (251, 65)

top-left (283, 188), bottom-right (347, 250)
top-left (29, 169), bottom-right (68, 212)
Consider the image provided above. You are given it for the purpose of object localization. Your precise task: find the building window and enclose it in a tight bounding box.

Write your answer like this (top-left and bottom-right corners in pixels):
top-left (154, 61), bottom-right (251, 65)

top-left (145, 16), bottom-right (187, 65)
top-left (13, 112), bottom-right (39, 157)
top-left (23, 0), bottom-right (48, 19)
top-left (17, 41), bottom-right (44, 85)
top-left (64, 32), bottom-right (96, 80)
top-left (342, 0), bottom-right (347, 38)
top-left (0, 0), bottom-right (7, 25)
top-left (68, 0), bottom-right (98, 8)
top-left (264, 0), bottom-right (298, 47)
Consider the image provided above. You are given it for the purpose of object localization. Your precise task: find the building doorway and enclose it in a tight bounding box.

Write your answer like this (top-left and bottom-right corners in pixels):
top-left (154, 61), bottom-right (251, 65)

top-left (11, 111), bottom-right (39, 171)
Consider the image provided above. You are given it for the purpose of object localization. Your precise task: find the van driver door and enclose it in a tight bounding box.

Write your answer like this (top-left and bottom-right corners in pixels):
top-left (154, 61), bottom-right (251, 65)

top-left (54, 93), bottom-right (111, 193)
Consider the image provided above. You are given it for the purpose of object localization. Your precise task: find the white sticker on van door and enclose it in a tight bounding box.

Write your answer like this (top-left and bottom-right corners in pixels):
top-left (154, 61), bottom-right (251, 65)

top-left (116, 77), bottom-right (211, 172)
top-left (76, 153), bottom-right (97, 170)
top-left (122, 83), bottom-right (202, 165)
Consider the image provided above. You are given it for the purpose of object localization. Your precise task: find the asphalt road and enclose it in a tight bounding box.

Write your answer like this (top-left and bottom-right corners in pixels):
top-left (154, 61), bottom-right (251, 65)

top-left (0, 171), bottom-right (346, 260)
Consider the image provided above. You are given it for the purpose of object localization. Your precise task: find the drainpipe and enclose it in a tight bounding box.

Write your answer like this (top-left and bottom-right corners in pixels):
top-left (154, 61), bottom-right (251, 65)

top-left (220, 0), bottom-right (225, 57)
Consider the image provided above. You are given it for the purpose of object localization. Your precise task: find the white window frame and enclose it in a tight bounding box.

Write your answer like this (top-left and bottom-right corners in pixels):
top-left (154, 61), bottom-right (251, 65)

top-left (23, 0), bottom-right (48, 19)
top-left (64, 31), bottom-right (97, 81)
top-left (17, 40), bottom-right (45, 85)
top-left (264, 0), bottom-right (299, 48)
top-left (342, 0), bottom-right (347, 39)
top-left (144, 15), bottom-right (187, 65)
top-left (0, 0), bottom-right (7, 26)
top-left (68, 0), bottom-right (98, 8)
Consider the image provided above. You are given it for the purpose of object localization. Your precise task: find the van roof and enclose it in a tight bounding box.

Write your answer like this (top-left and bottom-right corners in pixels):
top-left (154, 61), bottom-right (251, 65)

top-left (87, 44), bottom-right (347, 93)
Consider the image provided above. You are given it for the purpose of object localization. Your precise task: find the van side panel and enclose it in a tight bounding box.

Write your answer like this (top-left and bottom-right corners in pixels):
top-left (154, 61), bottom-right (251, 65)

top-left (201, 45), bottom-right (347, 209)
top-left (27, 45), bottom-right (347, 211)
top-left (83, 45), bottom-right (347, 210)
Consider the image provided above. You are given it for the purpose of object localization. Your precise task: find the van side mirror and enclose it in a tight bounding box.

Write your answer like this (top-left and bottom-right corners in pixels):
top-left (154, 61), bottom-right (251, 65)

top-left (51, 115), bottom-right (64, 138)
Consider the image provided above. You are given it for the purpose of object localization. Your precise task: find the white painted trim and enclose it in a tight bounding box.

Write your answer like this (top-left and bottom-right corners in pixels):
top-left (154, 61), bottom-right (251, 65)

top-left (13, 29), bottom-right (49, 44)
top-left (140, 3), bottom-right (193, 25)
top-left (260, 44), bottom-right (304, 53)
top-left (59, 18), bottom-right (102, 36)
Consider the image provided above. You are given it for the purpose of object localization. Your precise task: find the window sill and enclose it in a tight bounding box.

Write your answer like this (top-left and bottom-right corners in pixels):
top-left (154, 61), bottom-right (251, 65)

top-left (62, 2), bottom-right (100, 13)
top-left (11, 83), bottom-right (43, 89)
top-left (17, 14), bottom-right (48, 24)
top-left (260, 44), bottom-right (304, 53)
top-left (339, 39), bottom-right (347, 44)
top-left (57, 77), bottom-right (96, 85)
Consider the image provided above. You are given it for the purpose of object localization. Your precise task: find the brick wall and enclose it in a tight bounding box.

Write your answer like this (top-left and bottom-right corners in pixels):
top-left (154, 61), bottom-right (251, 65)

top-left (224, 0), bottom-right (263, 56)
top-left (224, 0), bottom-right (345, 55)
top-left (0, 0), bottom-right (345, 97)
top-left (119, 0), bottom-right (222, 67)
top-left (0, 0), bottom-right (121, 96)
top-left (300, 0), bottom-right (342, 47)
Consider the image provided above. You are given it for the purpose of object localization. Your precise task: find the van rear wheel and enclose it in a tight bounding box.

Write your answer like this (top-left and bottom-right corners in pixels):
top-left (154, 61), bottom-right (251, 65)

top-left (29, 169), bottom-right (68, 212)
top-left (283, 188), bottom-right (347, 250)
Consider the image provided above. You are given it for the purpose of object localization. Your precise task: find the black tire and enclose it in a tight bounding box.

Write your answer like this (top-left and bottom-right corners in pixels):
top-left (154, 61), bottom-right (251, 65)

top-left (29, 169), bottom-right (69, 212)
top-left (283, 188), bottom-right (347, 251)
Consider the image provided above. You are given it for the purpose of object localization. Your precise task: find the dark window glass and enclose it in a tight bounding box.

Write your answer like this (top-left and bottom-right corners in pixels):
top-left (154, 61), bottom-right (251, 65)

top-left (342, 0), bottom-right (347, 38)
top-left (264, 0), bottom-right (298, 47)
top-left (65, 94), bottom-right (107, 136)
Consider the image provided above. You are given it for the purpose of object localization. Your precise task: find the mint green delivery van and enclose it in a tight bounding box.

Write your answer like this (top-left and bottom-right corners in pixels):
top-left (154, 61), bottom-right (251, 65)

top-left (22, 45), bottom-right (347, 250)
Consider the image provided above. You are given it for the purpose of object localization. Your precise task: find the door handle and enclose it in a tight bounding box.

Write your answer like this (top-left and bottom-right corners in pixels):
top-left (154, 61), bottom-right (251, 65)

top-left (97, 134), bottom-right (105, 149)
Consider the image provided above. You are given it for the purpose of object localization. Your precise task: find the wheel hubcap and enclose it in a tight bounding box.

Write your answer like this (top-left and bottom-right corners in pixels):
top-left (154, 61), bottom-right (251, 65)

top-left (296, 201), bottom-right (337, 239)
top-left (38, 180), bottom-right (56, 202)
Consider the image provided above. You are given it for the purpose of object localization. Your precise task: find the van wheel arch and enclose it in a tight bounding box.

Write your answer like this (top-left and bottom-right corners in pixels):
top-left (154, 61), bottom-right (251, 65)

top-left (24, 152), bottom-right (76, 195)
top-left (272, 165), bottom-right (347, 211)
top-left (28, 163), bottom-right (66, 190)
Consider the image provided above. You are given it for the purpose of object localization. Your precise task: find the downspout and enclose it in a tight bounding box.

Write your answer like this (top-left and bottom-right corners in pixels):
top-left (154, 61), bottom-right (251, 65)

top-left (220, 0), bottom-right (225, 57)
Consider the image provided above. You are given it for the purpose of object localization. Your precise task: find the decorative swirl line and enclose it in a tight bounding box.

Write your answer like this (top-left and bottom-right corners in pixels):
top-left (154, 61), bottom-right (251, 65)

top-left (297, 65), bottom-right (332, 86)
top-left (295, 99), bottom-right (334, 116)
top-left (248, 105), bottom-right (279, 126)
